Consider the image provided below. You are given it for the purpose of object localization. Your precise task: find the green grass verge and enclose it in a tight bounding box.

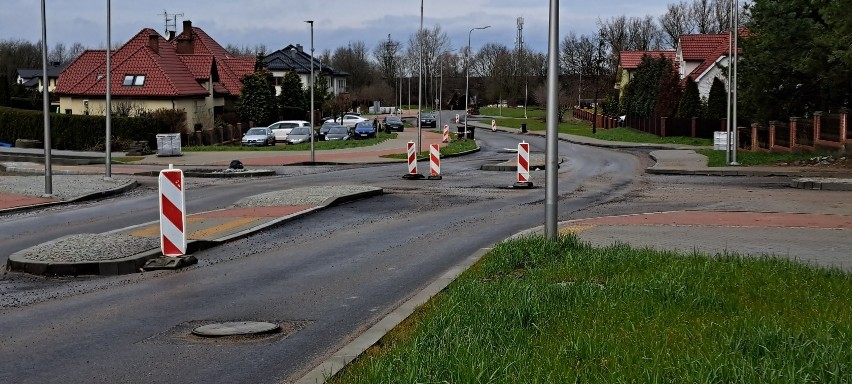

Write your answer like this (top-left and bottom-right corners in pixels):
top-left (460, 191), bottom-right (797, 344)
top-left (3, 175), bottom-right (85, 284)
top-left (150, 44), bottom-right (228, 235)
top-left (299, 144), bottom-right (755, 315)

top-left (698, 149), bottom-right (843, 167)
top-left (181, 133), bottom-right (397, 152)
top-left (480, 106), bottom-right (546, 119)
top-left (382, 136), bottom-right (478, 160)
top-left (330, 235), bottom-right (852, 383)
top-left (492, 117), bottom-right (712, 146)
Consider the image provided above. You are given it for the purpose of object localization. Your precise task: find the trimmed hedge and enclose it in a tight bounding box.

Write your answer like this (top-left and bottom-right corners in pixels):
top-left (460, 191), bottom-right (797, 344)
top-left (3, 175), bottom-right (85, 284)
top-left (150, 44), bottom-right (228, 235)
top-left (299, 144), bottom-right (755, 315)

top-left (0, 106), bottom-right (171, 150)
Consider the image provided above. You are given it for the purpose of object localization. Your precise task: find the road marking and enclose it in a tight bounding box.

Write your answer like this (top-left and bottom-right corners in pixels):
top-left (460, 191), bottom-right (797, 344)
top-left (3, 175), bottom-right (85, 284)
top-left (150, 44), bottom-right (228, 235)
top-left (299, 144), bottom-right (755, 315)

top-left (189, 217), bottom-right (263, 239)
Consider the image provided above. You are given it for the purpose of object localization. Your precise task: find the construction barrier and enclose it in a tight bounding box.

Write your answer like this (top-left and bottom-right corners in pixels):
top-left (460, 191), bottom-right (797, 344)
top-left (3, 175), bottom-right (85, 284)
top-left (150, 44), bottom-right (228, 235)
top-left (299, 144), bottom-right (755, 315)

top-left (517, 141), bottom-right (530, 184)
top-left (491, 119), bottom-right (496, 132)
top-left (455, 114), bottom-right (460, 124)
top-left (158, 165), bottom-right (187, 256)
top-left (442, 124), bottom-right (449, 143)
top-left (429, 144), bottom-right (441, 179)
top-left (407, 141), bottom-right (418, 174)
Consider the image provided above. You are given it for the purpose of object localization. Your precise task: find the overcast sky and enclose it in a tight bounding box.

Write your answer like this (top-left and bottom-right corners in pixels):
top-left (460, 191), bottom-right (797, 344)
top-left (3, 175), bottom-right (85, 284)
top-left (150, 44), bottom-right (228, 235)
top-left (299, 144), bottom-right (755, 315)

top-left (1, 0), bottom-right (671, 55)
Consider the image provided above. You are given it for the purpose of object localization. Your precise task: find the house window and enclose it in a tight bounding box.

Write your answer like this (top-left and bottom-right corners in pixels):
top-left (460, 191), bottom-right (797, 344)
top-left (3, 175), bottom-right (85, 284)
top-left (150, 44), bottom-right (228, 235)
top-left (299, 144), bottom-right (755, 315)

top-left (123, 74), bottom-right (146, 86)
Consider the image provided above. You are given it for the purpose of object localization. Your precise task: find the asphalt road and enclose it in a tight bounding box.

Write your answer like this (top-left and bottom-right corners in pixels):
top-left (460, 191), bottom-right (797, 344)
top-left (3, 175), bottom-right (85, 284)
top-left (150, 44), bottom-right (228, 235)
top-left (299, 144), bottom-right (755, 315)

top-left (0, 127), bottom-right (642, 383)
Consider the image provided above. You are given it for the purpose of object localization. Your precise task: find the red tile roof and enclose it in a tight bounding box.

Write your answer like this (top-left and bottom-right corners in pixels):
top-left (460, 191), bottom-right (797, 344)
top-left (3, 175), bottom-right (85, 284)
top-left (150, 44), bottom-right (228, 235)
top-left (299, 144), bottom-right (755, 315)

top-left (619, 50), bottom-right (676, 69)
top-left (679, 33), bottom-right (729, 61)
top-left (56, 23), bottom-right (254, 98)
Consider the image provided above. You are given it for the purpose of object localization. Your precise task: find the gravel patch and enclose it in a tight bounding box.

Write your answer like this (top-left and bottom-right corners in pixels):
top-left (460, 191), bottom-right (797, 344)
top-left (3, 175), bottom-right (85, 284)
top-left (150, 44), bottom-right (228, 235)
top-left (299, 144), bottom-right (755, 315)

top-left (233, 185), bottom-right (379, 207)
top-left (14, 233), bottom-right (160, 262)
top-left (0, 174), bottom-right (134, 200)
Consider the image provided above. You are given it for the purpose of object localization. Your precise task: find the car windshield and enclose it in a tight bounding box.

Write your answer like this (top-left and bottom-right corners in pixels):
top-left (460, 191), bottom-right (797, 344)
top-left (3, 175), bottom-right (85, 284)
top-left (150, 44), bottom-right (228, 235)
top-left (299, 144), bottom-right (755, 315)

top-left (329, 127), bottom-right (349, 134)
top-left (356, 122), bottom-right (372, 128)
top-left (421, 114), bottom-right (434, 119)
top-left (385, 117), bottom-right (401, 123)
top-left (246, 128), bottom-right (267, 135)
top-left (278, 123), bottom-right (297, 128)
top-left (290, 127), bottom-right (311, 135)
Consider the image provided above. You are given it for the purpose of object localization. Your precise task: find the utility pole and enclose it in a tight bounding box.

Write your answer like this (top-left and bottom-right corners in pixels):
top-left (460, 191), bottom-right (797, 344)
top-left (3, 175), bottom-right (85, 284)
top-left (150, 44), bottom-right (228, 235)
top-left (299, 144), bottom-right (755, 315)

top-left (517, 17), bottom-right (527, 119)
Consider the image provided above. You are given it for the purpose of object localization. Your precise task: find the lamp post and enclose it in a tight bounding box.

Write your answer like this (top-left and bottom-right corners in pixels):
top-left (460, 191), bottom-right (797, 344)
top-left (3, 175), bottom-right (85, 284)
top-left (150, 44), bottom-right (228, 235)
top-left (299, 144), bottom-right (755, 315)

top-left (105, 0), bottom-right (112, 178)
top-left (39, 0), bottom-right (52, 195)
top-left (417, 0), bottom-right (423, 153)
top-left (465, 25), bottom-right (490, 135)
top-left (305, 20), bottom-right (315, 163)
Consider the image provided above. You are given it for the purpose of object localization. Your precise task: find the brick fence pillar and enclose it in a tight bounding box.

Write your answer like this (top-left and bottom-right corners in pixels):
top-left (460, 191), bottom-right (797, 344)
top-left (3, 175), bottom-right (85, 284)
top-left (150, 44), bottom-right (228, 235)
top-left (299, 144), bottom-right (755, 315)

top-left (790, 117), bottom-right (798, 148)
top-left (769, 121), bottom-right (777, 150)
top-left (691, 117), bottom-right (697, 137)
top-left (660, 117), bottom-right (667, 137)
top-left (841, 108), bottom-right (849, 143)
top-left (814, 111), bottom-right (822, 142)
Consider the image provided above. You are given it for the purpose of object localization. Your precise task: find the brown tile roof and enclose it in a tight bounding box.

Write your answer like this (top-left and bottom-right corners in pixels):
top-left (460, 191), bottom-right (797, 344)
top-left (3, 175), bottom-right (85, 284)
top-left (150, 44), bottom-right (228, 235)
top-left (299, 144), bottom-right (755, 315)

top-left (619, 50), bottom-right (676, 69)
top-left (679, 33), bottom-right (729, 61)
top-left (180, 55), bottom-right (213, 80)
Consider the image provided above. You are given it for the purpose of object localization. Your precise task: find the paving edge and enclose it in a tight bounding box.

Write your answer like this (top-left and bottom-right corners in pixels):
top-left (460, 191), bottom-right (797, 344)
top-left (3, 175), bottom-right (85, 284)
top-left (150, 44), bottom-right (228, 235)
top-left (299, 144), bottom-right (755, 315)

top-left (0, 179), bottom-right (138, 214)
top-left (294, 247), bottom-right (491, 384)
top-left (5, 187), bottom-right (383, 276)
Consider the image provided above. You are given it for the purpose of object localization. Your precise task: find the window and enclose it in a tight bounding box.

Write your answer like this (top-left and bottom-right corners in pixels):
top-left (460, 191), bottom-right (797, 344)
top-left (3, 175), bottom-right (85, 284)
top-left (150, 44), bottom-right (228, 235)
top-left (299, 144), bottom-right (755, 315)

top-left (123, 74), bottom-right (146, 86)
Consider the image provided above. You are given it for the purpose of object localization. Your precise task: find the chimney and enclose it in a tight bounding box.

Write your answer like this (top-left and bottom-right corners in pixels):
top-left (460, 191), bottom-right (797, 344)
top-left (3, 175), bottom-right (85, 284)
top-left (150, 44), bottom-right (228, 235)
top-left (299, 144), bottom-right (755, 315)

top-left (167, 30), bottom-right (175, 41)
top-left (148, 34), bottom-right (159, 54)
top-left (296, 44), bottom-right (303, 53)
top-left (176, 20), bottom-right (195, 54)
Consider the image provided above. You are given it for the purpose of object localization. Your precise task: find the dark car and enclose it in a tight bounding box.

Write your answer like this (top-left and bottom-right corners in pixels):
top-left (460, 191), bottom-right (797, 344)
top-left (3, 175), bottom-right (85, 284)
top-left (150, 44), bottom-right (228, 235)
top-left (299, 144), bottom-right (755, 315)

top-left (318, 121), bottom-right (338, 141)
top-left (353, 121), bottom-right (377, 139)
top-left (325, 126), bottom-right (352, 141)
top-left (382, 115), bottom-right (404, 132)
top-left (420, 113), bottom-right (437, 128)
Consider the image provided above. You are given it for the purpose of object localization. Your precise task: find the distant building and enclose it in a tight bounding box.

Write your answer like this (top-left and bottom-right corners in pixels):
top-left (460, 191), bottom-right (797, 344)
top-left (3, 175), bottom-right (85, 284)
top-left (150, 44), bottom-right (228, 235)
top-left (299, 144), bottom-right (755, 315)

top-left (263, 44), bottom-right (348, 96)
top-left (16, 63), bottom-right (66, 92)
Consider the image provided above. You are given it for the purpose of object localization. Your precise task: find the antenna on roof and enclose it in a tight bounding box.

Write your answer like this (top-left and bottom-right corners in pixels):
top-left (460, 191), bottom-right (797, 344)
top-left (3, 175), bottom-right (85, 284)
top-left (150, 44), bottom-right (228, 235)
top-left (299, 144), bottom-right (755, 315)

top-left (162, 9), bottom-right (184, 37)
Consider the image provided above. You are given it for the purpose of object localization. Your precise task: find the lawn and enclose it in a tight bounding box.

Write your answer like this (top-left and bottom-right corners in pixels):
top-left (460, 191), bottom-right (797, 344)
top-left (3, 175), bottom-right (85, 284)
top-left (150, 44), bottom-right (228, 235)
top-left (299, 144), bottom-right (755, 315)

top-left (382, 135), bottom-right (478, 160)
top-left (492, 117), bottom-right (713, 147)
top-left (480, 106), bottom-right (546, 119)
top-left (330, 234), bottom-right (852, 383)
top-left (699, 149), bottom-right (846, 167)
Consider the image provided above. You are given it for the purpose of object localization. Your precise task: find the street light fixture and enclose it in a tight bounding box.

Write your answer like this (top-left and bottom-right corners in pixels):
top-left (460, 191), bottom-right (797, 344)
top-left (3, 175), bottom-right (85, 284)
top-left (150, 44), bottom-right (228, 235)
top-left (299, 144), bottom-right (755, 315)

top-left (464, 25), bottom-right (490, 135)
top-left (305, 20), bottom-right (315, 163)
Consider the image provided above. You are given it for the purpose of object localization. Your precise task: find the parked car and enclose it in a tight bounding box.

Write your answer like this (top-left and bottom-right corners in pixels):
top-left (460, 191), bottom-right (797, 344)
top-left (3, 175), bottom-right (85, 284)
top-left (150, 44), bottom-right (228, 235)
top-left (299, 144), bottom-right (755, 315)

top-left (241, 127), bottom-right (276, 146)
top-left (284, 127), bottom-right (315, 145)
top-left (335, 114), bottom-right (369, 127)
top-left (268, 120), bottom-right (310, 142)
top-left (353, 121), bottom-right (377, 139)
top-left (420, 113), bottom-right (437, 128)
top-left (318, 121), bottom-right (340, 141)
top-left (324, 125), bottom-right (352, 141)
top-left (382, 115), bottom-right (404, 132)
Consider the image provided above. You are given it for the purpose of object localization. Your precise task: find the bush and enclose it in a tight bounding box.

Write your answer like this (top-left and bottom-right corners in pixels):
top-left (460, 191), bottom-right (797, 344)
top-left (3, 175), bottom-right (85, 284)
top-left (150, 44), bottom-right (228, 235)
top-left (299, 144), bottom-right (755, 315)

top-left (0, 106), bottom-right (172, 150)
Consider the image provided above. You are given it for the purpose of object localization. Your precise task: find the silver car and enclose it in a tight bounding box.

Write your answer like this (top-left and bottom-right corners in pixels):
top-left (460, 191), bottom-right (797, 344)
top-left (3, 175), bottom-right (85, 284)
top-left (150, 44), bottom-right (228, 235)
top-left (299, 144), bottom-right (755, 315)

top-left (241, 127), bottom-right (275, 146)
top-left (284, 127), bottom-right (315, 145)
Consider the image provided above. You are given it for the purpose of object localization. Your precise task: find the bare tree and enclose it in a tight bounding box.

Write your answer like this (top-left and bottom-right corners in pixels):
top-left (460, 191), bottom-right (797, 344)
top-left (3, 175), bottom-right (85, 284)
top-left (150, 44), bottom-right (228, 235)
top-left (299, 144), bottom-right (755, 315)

top-left (67, 42), bottom-right (86, 62)
top-left (373, 34), bottom-right (402, 96)
top-left (626, 16), bottom-right (663, 50)
top-left (690, 0), bottom-right (715, 34)
top-left (659, 1), bottom-right (696, 48)
top-left (48, 42), bottom-right (66, 64)
top-left (405, 25), bottom-right (452, 108)
top-left (332, 40), bottom-right (375, 92)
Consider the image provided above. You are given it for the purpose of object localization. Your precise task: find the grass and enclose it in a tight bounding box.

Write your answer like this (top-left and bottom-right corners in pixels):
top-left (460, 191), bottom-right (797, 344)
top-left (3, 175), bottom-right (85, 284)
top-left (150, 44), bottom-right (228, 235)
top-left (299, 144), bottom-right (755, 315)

top-left (181, 133), bottom-right (397, 152)
top-left (480, 106), bottom-right (546, 119)
top-left (382, 135), bottom-right (478, 160)
top-left (329, 234), bottom-right (852, 383)
top-left (699, 149), bottom-right (843, 167)
top-left (493, 117), bottom-right (713, 147)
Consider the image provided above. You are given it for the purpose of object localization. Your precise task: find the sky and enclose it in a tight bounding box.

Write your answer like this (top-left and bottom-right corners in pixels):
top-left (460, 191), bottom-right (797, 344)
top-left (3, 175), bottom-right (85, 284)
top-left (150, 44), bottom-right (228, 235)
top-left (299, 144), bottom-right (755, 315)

top-left (0, 0), bottom-right (671, 56)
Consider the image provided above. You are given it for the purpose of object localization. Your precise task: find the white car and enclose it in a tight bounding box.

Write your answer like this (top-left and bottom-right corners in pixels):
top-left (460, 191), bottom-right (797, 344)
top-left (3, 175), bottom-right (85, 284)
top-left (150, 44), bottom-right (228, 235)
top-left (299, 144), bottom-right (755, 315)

top-left (268, 120), bottom-right (311, 142)
top-left (334, 114), bottom-right (369, 128)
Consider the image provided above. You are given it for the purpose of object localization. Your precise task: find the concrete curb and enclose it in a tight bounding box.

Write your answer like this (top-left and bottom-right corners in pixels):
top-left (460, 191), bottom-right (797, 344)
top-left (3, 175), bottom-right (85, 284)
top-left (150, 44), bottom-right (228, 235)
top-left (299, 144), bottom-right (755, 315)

top-left (791, 178), bottom-right (852, 191)
top-left (295, 247), bottom-right (492, 384)
top-left (6, 187), bottom-right (384, 276)
top-left (0, 179), bottom-right (138, 214)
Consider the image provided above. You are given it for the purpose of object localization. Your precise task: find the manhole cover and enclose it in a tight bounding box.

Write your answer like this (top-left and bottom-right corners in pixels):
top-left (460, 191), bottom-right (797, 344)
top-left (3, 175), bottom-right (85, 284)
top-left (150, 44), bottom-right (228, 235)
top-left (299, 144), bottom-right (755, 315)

top-left (192, 321), bottom-right (280, 337)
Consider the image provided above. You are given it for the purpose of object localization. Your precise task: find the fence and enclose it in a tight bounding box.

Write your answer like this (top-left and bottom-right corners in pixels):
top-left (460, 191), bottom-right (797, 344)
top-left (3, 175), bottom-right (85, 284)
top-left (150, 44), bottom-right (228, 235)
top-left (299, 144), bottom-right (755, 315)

top-left (574, 107), bottom-right (849, 153)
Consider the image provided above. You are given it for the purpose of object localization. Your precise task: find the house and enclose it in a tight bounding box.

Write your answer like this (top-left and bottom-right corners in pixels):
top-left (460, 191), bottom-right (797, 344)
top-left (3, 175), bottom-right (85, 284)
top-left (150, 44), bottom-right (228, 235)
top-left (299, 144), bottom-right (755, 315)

top-left (55, 20), bottom-right (255, 131)
top-left (616, 50), bottom-right (676, 99)
top-left (675, 32), bottom-right (734, 99)
top-left (263, 44), bottom-right (348, 97)
top-left (16, 63), bottom-right (66, 92)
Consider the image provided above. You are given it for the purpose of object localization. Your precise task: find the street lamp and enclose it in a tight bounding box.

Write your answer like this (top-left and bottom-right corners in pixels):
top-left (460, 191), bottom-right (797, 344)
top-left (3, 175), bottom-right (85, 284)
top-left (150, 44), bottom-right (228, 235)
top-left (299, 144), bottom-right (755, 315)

top-left (305, 20), bottom-right (315, 163)
top-left (465, 25), bottom-right (490, 135)
top-left (417, 0), bottom-right (423, 153)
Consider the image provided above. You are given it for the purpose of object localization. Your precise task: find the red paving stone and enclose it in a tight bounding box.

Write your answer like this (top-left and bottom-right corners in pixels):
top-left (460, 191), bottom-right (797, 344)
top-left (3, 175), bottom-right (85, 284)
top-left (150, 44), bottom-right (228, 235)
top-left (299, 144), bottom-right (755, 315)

top-left (0, 192), bottom-right (58, 209)
top-left (573, 211), bottom-right (852, 230)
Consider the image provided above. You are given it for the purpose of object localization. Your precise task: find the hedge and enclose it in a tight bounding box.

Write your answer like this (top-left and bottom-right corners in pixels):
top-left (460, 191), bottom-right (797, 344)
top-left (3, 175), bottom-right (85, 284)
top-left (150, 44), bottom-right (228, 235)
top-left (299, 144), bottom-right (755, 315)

top-left (0, 106), bottom-right (171, 150)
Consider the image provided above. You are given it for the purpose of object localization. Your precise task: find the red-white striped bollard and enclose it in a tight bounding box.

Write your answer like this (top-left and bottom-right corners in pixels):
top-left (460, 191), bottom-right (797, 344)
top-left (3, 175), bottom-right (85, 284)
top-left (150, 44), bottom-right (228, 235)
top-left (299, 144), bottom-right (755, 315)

top-left (513, 141), bottom-right (533, 188)
top-left (158, 165), bottom-right (187, 256)
top-left (428, 143), bottom-right (442, 180)
top-left (402, 141), bottom-right (424, 179)
top-left (442, 124), bottom-right (449, 143)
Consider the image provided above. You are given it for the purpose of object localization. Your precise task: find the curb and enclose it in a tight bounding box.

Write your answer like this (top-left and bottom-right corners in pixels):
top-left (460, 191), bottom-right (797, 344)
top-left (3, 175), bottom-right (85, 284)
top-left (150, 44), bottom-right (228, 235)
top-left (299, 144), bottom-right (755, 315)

top-left (791, 178), bottom-right (852, 191)
top-left (0, 179), bottom-right (138, 214)
top-left (6, 187), bottom-right (383, 276)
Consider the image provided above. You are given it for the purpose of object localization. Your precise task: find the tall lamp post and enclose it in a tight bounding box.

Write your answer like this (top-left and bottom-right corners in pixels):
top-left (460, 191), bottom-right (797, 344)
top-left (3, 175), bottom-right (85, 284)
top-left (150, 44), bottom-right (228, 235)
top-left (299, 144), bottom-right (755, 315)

top-left (464, 25), bottom-right (490, 135)
top-left (39, 0), bottom-right (52, 195)
top-left (417, 0), bottom-right (423, 153)
top-left (305, 20), bottom-right (315, 163)
top-left (105, 0), bottom-right (112, 178)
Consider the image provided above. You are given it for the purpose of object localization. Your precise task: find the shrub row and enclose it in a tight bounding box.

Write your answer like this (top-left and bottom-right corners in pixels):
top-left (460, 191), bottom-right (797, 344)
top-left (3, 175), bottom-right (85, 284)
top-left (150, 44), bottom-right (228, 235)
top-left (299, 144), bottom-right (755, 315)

top-left (0, 106), bottom-right (174, 150)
